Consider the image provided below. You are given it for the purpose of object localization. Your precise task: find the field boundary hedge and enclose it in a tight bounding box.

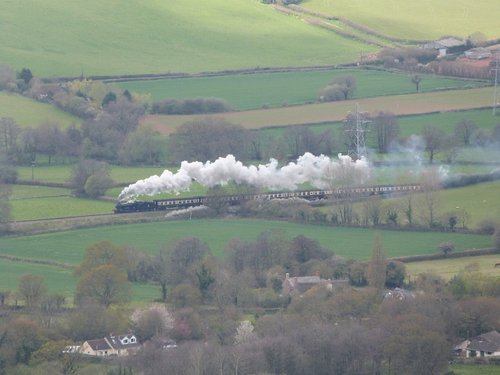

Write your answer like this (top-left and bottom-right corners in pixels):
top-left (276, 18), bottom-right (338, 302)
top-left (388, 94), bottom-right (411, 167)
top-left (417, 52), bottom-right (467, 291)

top-left (391, 247), bottom-right (499, 263)
top-left (16, 179), bottom-right (70, 188)
top-left (286, 4), bottom-right (430, 44)
top-left (0, 254), bottom-right (74, 269)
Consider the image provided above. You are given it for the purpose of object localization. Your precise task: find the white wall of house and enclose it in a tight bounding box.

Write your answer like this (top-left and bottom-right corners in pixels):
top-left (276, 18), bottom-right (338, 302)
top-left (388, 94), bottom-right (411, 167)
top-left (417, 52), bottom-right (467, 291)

top-left (466, 349), bottom-right (500, 358)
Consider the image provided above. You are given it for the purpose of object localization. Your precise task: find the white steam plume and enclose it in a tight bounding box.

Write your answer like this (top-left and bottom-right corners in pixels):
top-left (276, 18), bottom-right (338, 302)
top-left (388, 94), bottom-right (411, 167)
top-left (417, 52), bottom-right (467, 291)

top-left (119, 153), bottom-right (370, 200)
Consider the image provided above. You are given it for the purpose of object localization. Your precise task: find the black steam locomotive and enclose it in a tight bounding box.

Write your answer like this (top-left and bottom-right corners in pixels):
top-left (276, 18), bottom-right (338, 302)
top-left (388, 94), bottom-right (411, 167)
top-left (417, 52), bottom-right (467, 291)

top-left (114, 184), bottom-right (421, 214)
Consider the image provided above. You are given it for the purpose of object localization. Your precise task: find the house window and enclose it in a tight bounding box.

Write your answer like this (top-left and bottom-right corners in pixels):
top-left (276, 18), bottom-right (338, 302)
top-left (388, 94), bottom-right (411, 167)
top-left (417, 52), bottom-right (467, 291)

top-left (130, 337), bottom-right (136, 343)
top-left (123, 339), bottom-right (128, 344)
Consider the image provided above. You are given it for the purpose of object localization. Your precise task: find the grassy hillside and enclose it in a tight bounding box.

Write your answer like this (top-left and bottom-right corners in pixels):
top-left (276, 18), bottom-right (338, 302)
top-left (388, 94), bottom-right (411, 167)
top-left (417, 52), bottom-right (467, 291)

top-left (142, 87), bottom-right (494, 134)
top-left (0, 0), bottom-right (375, 77)
top-left (0, 92), bottom-right (81, 127)
top-left (302, 0), bottom-right (500, 40)
top-left (116, 69), bottom-right (485, 111)
top-left (17, 165), bottom-right (166, 185)
top-left (0, 219), bottom-right (491, 264)
top-left (0, 258), bottom-right (159, 303)
top-left (10, 185), bottom-right (115, 220)
top-left (406, 255), bottom-right (500, 281)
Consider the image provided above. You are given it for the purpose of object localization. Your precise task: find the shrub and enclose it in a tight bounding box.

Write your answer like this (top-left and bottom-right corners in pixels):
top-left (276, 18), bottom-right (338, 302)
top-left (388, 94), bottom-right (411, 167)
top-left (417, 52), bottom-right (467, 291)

top-left (151, 97), bottom-right (233, 115)
top-left (318, 84), bottom-right (345, 102)
top-left (477, 219), bottom-right (498, 235)
top-left (0, 164), bottom-right (17, 183)
top-left (492, 226), bottom-right (500, 250)
top-left (84, 173), bottom-right (114, 198)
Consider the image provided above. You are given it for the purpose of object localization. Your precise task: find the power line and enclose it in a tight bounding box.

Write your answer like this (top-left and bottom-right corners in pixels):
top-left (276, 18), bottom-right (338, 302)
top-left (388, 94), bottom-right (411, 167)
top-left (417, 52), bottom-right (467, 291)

top-left (344, 103), bottom-right (370, 160)
top-left (493, 50), bottom-right (500, 116)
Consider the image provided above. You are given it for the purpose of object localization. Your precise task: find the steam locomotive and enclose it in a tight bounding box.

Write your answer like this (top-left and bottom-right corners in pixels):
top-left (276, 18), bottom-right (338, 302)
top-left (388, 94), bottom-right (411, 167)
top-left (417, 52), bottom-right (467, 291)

top-left (114, 184), bottom-right (421, 214)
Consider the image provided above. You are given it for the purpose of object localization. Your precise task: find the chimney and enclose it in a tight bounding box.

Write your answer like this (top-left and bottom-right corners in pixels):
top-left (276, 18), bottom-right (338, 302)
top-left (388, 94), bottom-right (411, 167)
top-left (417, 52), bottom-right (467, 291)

top-left (285, 273), bottom-right (289, 279)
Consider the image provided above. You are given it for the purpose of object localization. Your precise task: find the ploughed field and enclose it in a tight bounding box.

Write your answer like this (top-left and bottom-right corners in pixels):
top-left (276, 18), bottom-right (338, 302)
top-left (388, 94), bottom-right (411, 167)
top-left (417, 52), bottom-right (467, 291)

top-left (143, 87), bottom-right (494, 134)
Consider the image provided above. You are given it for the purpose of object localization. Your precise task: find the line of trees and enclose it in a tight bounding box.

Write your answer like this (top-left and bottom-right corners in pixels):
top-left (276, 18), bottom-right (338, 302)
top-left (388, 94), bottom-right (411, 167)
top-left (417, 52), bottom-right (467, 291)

top-left (1, 233), bottom-right (498, 373)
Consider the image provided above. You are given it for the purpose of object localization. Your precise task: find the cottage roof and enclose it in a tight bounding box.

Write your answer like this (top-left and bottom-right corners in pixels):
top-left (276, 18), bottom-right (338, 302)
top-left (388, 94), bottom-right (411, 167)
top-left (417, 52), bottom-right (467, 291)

top-left (423, 37), bottom-right (464, 50)
top-left (295, 276), bottom-right (321, 284)
top-left (86, 338), bottom-right (112, 351)
top-left (383, 288), bottom-right (415, 301)
top-left (467, 331), bottom-right (500, 353)
top-left (106, 334), bottom-right (140, 350)
top-left (437, 37), bottom-right (464, 48)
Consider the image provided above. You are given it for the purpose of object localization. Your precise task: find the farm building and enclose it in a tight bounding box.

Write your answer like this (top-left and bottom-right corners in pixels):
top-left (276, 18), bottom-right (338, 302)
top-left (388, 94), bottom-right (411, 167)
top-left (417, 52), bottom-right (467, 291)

top-left (464, 47), bottom-right (492, 60)
top-left (423, 37), bottom-right (465, 57)
top-left (454, 330), bottom-right (500, 358)
top-left (282, 273), bottom-right (349, 296)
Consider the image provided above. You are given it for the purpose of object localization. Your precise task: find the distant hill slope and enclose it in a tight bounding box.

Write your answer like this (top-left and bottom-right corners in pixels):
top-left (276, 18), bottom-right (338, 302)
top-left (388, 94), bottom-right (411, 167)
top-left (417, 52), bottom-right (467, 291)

top-left (0, 92), bottom-right (81, 127)
top-left (302, 0), bottom-right (500, 40)
top-left (0, 0), bottom-right (375, 77)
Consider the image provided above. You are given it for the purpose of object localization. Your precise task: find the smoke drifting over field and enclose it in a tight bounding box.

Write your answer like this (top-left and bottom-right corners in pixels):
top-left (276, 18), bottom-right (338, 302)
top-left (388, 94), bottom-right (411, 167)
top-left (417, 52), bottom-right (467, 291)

top-left (119, 153), bottom-right (370, 200)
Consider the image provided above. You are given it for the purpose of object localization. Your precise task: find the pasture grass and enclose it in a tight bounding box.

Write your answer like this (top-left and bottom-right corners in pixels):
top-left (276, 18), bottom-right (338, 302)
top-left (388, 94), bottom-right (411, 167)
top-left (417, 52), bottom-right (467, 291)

top-left (0, 92), bottom-right (81, 127)
top-left (0, 0), bottom-right (374, 77)
top-left (405, 255), bottom-right (500, 281)
top-left (259, 107), bottom-right (499, 154)
top-left (0, 258), bottom-right (75, 298)
top-left (349, 181), bottom-right (500, 230)
top-left (10, 188), bottom-right (114, 220)
top-left (17, 165), bottom-right (168, 185)
top-left (302, 0), bottom-right (500, 40)
top-left (0, 258), bottom-right (160, 303)
top-left (450, 363), bottom-right (500, 375)
top-left (143, 87), bottom-right (494, 134)
top-left (0, 219), bottom-right (491, 265)
top-left (10, 185), bottom-right (69, 199)
top-left (116, 69), bottom-right (484, 110)
top-left (434, 181), bottom-right (500, 228)
top-left (397, 108), bottom-right (500, 137)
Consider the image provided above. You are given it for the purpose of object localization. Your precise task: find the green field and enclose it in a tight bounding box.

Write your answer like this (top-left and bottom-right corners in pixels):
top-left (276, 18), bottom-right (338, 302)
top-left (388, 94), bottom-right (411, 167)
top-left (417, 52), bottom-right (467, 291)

top-left (0, 258), bottom-right (75, 298)
top-left (143, 87), bottom-right (494, 134)
top-left (398, 109), bottom-right (500, 137)
top-left (302, 0), bottom-right (500, 40)
top-left (0, 219), bottom-right (491, 265)
top-left (0, 218), bottom-right (495, 304)
top-left (450, 364), bottom-right (500, 375)
top-left (434, 181), bottom-right (500, 228)
top-left (0, 258), bottom-right (159, 303)
top-left (10, 185), bottom-right (114, 221)
top-left (11, 195), bottom-right (114, 221)
top-left (10, 184), bottom-right (114, 221)
top-left (260, 107), bottom-right (500, 151)
top-left (12, 161), bottom-right (500, 221)
top-left (0, 0), bottom-right (376, 77)
top-left (406, 255), bottom-right (500, 281)
top-left (0, 92), bottom-right (81, 127)
top-left (17, 165), bottom-right (167, 185)
top-left (117, 69), bottom-right (485, 111)
top-left (349, 181), bottom-right (500, 230)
